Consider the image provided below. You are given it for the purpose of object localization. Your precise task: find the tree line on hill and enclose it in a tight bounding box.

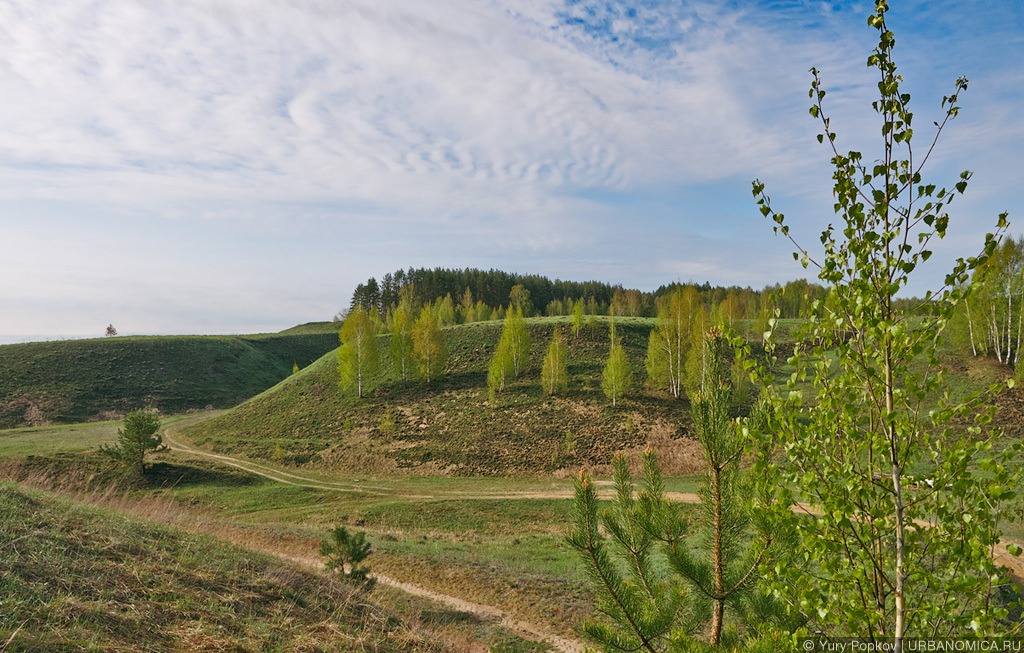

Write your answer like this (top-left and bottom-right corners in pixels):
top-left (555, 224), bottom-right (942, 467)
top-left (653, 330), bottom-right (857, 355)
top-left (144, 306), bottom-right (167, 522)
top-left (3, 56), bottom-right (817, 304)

top-left (338, 280), bottom-right (755, 411)
top-left (346, 266), bottom-right (936, 327)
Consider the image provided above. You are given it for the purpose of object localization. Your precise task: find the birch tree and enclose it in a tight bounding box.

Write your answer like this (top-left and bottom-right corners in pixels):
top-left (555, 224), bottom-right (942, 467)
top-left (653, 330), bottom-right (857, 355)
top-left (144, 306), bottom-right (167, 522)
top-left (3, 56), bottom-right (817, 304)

top-left (645, 287), bottom-right (697, 399)
top-left (502, 306), bottom-right (531, 379)
top-left (389, 299), bottom-right (415, 384)
top-left (412, 305), bottom-right (446, 384)
top-left (338, 306), bottom-right (380, 399)
top-left (602, 336), bottom-right (632, 408)
top-left (541, 327), bottom-right (569, 395)
top-left (752, 2), bottom-right (1019, 641)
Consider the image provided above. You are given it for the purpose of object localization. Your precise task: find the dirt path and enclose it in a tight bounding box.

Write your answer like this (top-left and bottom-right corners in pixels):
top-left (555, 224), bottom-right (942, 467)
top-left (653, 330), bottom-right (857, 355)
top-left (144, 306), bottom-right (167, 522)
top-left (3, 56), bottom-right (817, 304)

top-left (165, 430), bottom-right (1024, 632)
top-left (164, 431), bottom-right (586, 652)
top-left (266, 550), bottom-right (585, 653)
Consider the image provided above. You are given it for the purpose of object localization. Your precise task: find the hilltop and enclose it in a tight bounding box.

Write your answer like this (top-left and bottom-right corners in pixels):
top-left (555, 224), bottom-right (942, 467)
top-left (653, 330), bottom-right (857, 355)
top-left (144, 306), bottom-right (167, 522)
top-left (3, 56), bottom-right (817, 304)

top-left (0, 323), bottom-right (341, 428)
top-left (183, 317), bottom-right (716, 476)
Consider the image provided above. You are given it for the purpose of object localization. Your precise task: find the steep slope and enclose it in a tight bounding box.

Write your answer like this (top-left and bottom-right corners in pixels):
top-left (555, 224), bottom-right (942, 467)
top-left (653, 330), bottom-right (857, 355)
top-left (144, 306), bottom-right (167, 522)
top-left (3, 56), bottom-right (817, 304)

top-left (0, 480), bottom-right (445, 652)
top-left (183, 318), bottom-right (708, 476)
top-left (0, 329), bottom-right (340, 428)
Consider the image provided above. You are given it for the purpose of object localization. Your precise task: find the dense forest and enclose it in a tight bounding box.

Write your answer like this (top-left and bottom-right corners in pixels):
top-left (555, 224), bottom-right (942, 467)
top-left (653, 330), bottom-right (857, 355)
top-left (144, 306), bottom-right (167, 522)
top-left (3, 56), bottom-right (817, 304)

top-left (347, 266), bottom-right (932, 323)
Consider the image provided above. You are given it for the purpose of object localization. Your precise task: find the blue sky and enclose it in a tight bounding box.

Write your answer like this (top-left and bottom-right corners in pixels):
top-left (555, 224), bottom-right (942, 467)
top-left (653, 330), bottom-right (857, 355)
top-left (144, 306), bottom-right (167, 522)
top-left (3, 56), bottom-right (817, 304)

top-left (1, 0), bottom-right (1022, 342)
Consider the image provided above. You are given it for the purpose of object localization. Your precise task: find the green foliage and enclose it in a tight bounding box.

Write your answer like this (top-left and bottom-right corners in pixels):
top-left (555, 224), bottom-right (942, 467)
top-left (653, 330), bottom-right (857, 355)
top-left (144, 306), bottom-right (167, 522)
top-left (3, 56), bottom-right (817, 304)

top-left (389, 299), bottom-right (415, 384)
top-left (567, 454), bottom-right (698, 652)
top-left (379, 408), bottom-right (397, 438)
top-left (434, 293), bottom-right (457, 326)
top-left (412, 306), bottom-right (446, 384)
top-left (292, 361), bottom-right (299, 375)
top-left (645, 287), bottom-right (697, 399)
top-left (509, 284), bottom-right (534, 316)
top-left (0, 331), bottom-right (339, 428)
top-left (570, 335), bottom-right (793, 651)
top-left (682, 330), bottom-right (789, 644)
top-left (571, 299), bottom-right (585, 339)
top-left (541, 327), bottom-right (569, 395)
top-left (602, 337), bottom-right (632, 407)
top-left (502, 307), bottom-right (532, 379)
top-left (951, 235), bottom-right (1024, 365)
top-left (487, 336), bottom-right (513, 400)
top-left (98, 409), bottom-right (164, 475)
top-left (751, 2), bottom-right (1020, 639)
top-left (184, 318), bottom-right (662, 475)
top-left (338, 307), bottom-right (380, 398)
top-left (0, 482), bottom-right (434, 651)
top-left (320, 526), bottom-right (375, 590)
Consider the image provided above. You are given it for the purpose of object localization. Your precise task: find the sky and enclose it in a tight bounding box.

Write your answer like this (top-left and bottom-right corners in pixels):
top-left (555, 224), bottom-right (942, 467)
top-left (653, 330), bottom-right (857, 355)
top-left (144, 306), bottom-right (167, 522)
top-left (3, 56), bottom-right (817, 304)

top-left (1, 0), bottom-right (1022, 343)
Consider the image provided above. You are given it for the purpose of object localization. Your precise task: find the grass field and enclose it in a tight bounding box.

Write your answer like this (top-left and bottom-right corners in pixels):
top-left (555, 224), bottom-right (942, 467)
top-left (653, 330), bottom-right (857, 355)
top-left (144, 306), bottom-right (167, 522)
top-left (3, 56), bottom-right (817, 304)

top-left (2, 313), bottom-right (1021, 650)
top-left (0, 328), bottom-right (341, 428)
top-left (0, 480), bottom-right (456, 652)
top-left (182, 316), bottom-right (723, 476)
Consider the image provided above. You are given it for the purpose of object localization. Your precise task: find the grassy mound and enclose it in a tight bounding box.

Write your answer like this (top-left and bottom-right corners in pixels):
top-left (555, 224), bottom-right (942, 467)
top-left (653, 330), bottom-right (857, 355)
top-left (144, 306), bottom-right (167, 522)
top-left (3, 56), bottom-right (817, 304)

top-left (183, 317), bottom-right (709, 476)
top-left (0, 480), bottom-right (444, 652)
top-left (0, 330), bottom-right (341, 428)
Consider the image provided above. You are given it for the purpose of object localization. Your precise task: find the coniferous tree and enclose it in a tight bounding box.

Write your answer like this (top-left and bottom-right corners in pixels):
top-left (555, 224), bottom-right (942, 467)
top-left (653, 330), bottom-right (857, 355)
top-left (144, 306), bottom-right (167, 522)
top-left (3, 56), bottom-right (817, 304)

top-left (569, 333), bottom-right (790, 651)
top-left (99, 409), bottom-right (164, 476)
top-left (676, 328), bottom-right (778, 644)
top-left (541, 327), bottom-right (569, 395)
top-left (412, 305), bottom-right (446, 384)
top-left (338, 307), bottom-right (380, 399)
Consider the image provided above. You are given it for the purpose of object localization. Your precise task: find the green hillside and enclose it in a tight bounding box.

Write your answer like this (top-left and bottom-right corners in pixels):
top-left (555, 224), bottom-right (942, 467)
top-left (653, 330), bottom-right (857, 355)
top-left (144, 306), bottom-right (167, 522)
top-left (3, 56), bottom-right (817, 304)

top-left (0, 480), bottom-right (445, 652)
top-left (184, 317), bottom-right (715, 476)
top-left (0, 330), bottom-right (341, 428)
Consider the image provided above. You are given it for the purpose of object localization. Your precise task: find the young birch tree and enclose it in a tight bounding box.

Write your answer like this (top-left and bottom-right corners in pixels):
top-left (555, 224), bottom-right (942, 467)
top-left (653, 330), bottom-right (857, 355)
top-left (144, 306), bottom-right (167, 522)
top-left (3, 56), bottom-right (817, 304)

top-left (338, 306), bottom-right (380, 399)
top-left (645, 287), bottom-right (696, 399)
top-left (602, 335), bottom-right (632, 408)
top-left (541, 327), bottom-right (569, 395)
top-left (752, 2), bottom-right (1020, 641)
top-left (571, 299), bottom-right (585, 339)
top-left (389, 299), bottom-right (415, 384)
top-left (412, 305), bottom-right (446, 384)
top-left (503, 306), bottom-right (531, 379)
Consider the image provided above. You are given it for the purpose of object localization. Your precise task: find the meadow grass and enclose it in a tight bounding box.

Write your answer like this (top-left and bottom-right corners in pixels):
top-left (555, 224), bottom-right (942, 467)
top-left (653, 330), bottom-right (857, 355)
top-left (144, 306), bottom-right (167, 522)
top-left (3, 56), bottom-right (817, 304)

top-left (0, 480), bottom-right (453, 652)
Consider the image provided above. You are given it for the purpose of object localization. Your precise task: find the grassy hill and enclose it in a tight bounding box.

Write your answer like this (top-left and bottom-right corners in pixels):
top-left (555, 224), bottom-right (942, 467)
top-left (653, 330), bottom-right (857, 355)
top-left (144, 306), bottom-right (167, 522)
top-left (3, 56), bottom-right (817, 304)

top-left (0, 480), bottom-right (446, 652)
top-left (183, 317), bottom-right (717, 476)
top-left (0, 327), bottom-right (341, 428)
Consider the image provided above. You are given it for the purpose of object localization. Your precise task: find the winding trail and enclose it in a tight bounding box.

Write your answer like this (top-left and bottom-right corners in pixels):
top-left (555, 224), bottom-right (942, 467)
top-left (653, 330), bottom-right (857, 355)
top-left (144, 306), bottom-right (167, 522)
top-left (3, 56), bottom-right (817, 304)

top-left (164, 431), bottom-right (586, 652)
top-left (164, 430), bottom-right (1024, 649)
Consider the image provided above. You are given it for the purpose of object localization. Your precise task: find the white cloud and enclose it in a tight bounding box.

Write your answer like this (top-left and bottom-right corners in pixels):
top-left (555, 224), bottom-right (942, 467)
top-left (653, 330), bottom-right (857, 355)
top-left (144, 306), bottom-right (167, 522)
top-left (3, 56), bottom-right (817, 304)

top-left (0, 1), bottom-right (1021, 338)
